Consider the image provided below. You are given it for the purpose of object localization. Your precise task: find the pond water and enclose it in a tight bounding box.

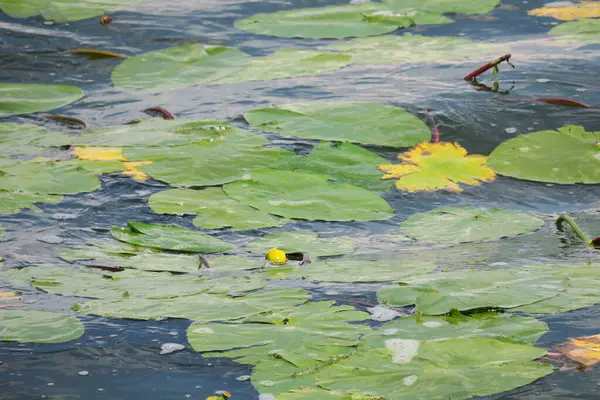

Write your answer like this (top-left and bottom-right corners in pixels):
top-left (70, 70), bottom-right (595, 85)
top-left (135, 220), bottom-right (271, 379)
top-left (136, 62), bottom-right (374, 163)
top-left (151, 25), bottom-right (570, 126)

top-left (1, 0), bottom-right (600, 399)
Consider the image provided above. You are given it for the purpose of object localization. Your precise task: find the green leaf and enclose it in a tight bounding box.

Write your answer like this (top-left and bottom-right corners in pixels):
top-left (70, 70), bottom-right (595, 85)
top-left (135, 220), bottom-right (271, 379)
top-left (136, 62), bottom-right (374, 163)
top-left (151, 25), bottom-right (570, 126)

top-left (278, 142), bottom-right (394, 192)
top-left (124, 130), bottom-right (286, 187)
top-left (248, 230), bottom-right (355, 257)
top-left (234, 3), bottom-right (403, 39)
top-left (487, 125), bottom-right (600, 184)
top-left (78, 288), bottom-right (310, 321)
top-left (549, 18), bottom-right (600, 44)
top-left (0, 191), bottom-right (62, 215)
top-left (377, 268), bottom-right (565, 315)
top-left (111, 44), bottom-right (251, 93)
top-left (327, 34), bottom-right (505, 65)
top-left (223, 168), bottom-right (394, 222)
top-left (401, 206), bottom-right (544, 244)
top-left (0, 84), bottom-right (84, 117)
top-left (0, 310), bottom-right (84, 343)
top-left (111, 222), bottom-right (234, 253)
top-left (214, 50), bottom-right (352, 84)
top-left (382, 0), bottom-right (501, 15)
top-left (316, 338), bottom-right (553, 400)
top-left (244, 102), bottom-right (430, 147)
top-left (0, 123), bottom-right (69, 157)
top-left (0, 0), bottom-right (142, 22)
top-left (149, 188), bottom-right (287, 231)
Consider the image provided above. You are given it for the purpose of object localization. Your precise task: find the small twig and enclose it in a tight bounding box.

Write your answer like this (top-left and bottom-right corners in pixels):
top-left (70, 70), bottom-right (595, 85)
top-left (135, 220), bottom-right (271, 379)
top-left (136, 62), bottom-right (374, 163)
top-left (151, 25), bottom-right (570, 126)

top-left (143, 106), bottom-right (176, 120)
top-left (198, 255), bottom-right (211, 270)
top-left (464, 53), bottom-right (514, 81)
top-left (556, 214), bottom-right (593, 247)
top-left (426, 108), bottom-right (440, 143)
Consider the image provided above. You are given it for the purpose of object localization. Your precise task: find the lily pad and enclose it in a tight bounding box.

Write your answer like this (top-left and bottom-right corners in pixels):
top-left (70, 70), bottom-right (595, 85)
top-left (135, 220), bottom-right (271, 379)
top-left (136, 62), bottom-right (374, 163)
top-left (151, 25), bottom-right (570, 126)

top-left (0, 224), bottom-right (4, 238)
top-left (0, 0), bottom-right (142, 22)
top-left (223, 168), bottom-right (394, 222)
top-left (549, 18), bottom-right (600, 44)
top-left (377, 268), bottom-right (564, 315)
top-left (0, 123), bottom-right (69, 157)
top-left (488, 125), bottom-right (600, 184)
top-left (327, 34), bottom-right (504, 65)
top-left (244, 102), bottom-right (430, 147)
top-left (0, 191), bottom-right (62, 214)
top-left (112, 44), bottom-right (251, 93)
top-left (124, 130), bottom-right (286, 187)
top-left (111, 222), bottom-right (234, 253)
top-left (529, 2), bottom-right (600, 21)
top-left (248, 230), bottom-right (355, 258)
top-left (149, 188), bottom-right (286, 231)
top-left (0, 310), bottom-right (84, 343)
top-left (78, 288), bottom-right (310, 321)
top-left (0, 84), bottom-right (84, 117)
top-left (401, 206), bottom-right (544, 244)
top-left (383, 0), bottom-right (501, 15)
top-left (234, 3), bottom-right (405, 39)
top-left (215, 50), bottom-right (352, 84)
top-left (279, 142), bottom-right (393, 192)
top-left (315, 338), bottom-right (553, 400)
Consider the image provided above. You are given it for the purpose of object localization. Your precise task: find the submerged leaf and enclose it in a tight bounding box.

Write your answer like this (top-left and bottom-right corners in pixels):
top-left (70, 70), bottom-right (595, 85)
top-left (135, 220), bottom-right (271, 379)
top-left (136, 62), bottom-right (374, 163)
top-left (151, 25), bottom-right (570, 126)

top-left (0, 310), bottom-right (84, 343)
top-left (379, 142), bottom-right (496, 192)
top-left (0, 84), bottom-right (84, 117)
top-left (528, 2), bottom-right (600, 21)
top-left (245, 102), bottom-right (430, 147)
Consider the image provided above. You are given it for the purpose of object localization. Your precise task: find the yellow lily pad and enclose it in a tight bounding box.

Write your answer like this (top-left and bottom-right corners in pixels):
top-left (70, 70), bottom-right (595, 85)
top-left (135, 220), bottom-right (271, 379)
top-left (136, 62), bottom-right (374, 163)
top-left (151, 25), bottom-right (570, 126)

top-left (556, 334), bottom-right (600, 366)
top-left (528, 2), bottom-right (600, 21)
top-left (378, 141), bottom-right (495, 192)
top-left (72, 146), bottom-right (151, 181)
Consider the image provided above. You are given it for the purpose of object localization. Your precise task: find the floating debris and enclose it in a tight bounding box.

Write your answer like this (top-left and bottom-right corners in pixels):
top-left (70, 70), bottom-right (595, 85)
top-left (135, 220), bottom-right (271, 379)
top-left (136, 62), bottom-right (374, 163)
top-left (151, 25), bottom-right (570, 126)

top-left (160, 343), bottom-right (185, 355)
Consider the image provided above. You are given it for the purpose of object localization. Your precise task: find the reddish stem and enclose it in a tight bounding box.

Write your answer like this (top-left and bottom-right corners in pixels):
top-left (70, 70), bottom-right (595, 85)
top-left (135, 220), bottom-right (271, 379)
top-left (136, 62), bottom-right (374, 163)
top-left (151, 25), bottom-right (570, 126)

top-left (464, 53), bottom-right (513, 81)
top-left (490, 98), bottom-right (594, 109)
top-left (143, 106), bottom-right (176, 120)
top-left (546, 352), bottom-right (562, 357)
top-left (427, 109), bottom-right (440, 143)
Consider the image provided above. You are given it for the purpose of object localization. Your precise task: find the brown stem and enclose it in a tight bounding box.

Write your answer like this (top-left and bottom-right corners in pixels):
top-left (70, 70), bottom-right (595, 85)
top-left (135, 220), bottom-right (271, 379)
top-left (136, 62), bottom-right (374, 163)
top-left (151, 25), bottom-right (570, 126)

top-left (143, 106), bottom-right (176, 120)
top-left (426, 109), bottom-right (440, 143)
top-left (464, 53), bottom-right (513, 81)
top-left (491, 97), bottom-right (593, 109)
top-left (42, 114), bottom-right (88, 129)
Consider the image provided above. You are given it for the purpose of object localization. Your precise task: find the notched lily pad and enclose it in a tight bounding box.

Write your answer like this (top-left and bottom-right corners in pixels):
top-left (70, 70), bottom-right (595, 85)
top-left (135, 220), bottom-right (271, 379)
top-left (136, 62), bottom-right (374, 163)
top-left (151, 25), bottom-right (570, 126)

top-left (0, 84), bottom-right (84, 117)
top-left (0, 310), bottom-right (84, 343)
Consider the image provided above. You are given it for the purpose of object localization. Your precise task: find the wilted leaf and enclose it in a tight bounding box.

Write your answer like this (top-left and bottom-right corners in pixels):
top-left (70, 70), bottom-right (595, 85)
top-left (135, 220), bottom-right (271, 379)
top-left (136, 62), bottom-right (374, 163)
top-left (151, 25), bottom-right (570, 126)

top-left (71, 146), bottom-right (152, 181)
top-left (0, 288), bottom-right (22, 308)
top-left (556, 334), bottom-right (600, 366)
top-left (379, 142), bottom-right (496, 192)
top-left (528, 2), bottom-right (600, 21)
top-left (0, 84), bottom-right (84, 117)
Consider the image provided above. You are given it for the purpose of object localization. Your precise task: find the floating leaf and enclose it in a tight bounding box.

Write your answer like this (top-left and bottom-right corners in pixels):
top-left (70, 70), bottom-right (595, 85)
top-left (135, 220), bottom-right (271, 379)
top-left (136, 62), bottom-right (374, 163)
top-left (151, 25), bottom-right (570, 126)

top-left (0, 310), bottom-right (84, 343)
top-left (215, 50), bottom-right (352, 84)
top-left (379, 142), bottom-right (496, 192)
top-left (234, 3), bottom-right (405, 39)
top-left (245, 102), bottom-right (430, 147)
top-left (0, 84), bottom-right (84, 117)
top-left (248, 230), bottom-right (355, 258)
top-left (111, 222), bottom-right (235, 253)
top-left (0, 123), bottom-right (68, 158)
top-left (488, 125), bottom-right (600, 184)
top-left (69, 49), bottom-right (127, 59)
top-left (377, 268), bottom-right (565, 315)
top-left (528, 2), bottom-right (600, 21)
top-left (112, 44), bottom-right (251, 93)
top-left (549, 18), bottom-right (600, 44)
top-left (278, 142), bottom-right (394, 192)
top-left (0, 191), bottom-right (62, 215)
top-left (327, 34), bottom-right (505, 65)
top-left (316, 338), bottom-right (553, 400)
top-left (124, 130), bottom-right (286, 187)
top-left (400, 206), bottom-right (544, 244)
top-left (223, 169), bottom-right (394, 222)
top-left (71, 146), bottom-right (151, 181)
top-left (149, 188), bottom-right (287, 231)
top-left (78, 289), bottom-right (309, 321)
top-left (0, 288), bottom-right (22, 308)
top-left (0, 0), bottom-right (142, 22)
top-left (382, 0), bottom-right (501, 15)
top-left (556, 333), bottom-right (600, 367)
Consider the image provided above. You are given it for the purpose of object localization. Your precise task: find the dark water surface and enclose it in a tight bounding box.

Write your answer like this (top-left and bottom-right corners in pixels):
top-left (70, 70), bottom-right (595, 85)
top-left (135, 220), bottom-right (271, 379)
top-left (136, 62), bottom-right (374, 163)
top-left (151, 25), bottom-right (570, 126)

top-left (1, 0), bottom-right (600, 398)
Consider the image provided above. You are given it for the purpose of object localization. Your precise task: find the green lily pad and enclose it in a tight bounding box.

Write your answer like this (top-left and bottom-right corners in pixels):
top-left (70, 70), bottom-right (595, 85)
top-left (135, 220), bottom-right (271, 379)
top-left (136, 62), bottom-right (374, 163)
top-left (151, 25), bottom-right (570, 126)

top-left (215, 50), bottom-right (352, 84)
top-left (244, 102), bottom-right (430, 147)
top-left (124, 130), bottom-right (286, 187)
top-left (327, 34), bottom-right (504, 65)
top-left (78, 288), bottom-right (309, 321)
top-left (278, 142), bottom-right (394, 192)
top-left (267, 258), bottom-right (435, 283)
top-left (187, 301), bottom-right (369, 368)
top-left (0, 310), bottom-right (84, 343)
top-left (377, 268), bottom-right (565, 315)
top-left (234, 3), bottom-right (404, 39)
top-left (401, 206), bottom-right (544, 244)
top-left (0, 123), bottom-right (69, 157)
top-left (111, 222), bottom-right (234, 253)
top-left (0, 84), bottom-right (84, 117)
top-left (0, 0), bottom-right (141, 22)
top-left (0, 224), bottom-right (4, 238)
top-left (0, 191), bottom-right (63, 214)
top-left (487, 125), bottom-right (600, 184)
top-left (149, 188), bottom-right (286, 231)
top-left (112, 44), bottom-right (251, 93)
top-left (549, 18), bottom-right (600, 44)
top-left (248, 230), bottom-right (355, 257)
top-left (315, 338), bottom-right (553, 400)
top-left (383, 0), bottom-right (500, 15)
top-left (224, 169), bottom-right (394, 222)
